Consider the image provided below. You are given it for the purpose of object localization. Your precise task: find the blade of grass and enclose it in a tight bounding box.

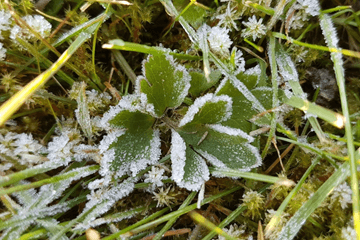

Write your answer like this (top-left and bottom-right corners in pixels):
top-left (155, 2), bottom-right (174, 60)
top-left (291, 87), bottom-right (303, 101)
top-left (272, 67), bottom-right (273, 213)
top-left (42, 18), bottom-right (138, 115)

top-left (0, 165), bottom-right (99, 197)
top-left (276, 162), bottom-right (351, 239)
top-left (265, 156), bottom-right (320, 238)
top-left (102, 186), bottom-right (242, 240)
top-left (209, 168), bottom-right (294, 185)
top-left (319, 12), bottom-right (360, 238)
top-left (188, 211), bottom-right (238, 240)
top-left (272, 31), bottom-right (360, 59)
top-left (0, 13), bottom-right (108, 127)
top-left (152, 191), bottom-right (197, 240)
top-left (282, 95), bottom-right (345, 129)
top-left (103, 39), bottom-right (201, 61)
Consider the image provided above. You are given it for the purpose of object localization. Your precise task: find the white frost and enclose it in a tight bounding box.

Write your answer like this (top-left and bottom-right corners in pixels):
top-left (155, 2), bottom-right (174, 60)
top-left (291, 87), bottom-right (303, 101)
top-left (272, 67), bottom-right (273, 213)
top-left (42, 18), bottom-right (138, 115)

top-left (170, 130), bottom-right (186, 183)
top-left (207, 124), bottom-right (254, 142)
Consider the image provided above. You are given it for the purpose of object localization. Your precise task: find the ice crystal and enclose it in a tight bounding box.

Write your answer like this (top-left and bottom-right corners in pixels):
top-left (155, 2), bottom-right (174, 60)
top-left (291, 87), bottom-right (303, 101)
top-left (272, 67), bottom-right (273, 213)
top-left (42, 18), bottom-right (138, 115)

top-left (86, 89), bottom-right (112, 111)
top-left (3, 166), bottom-right (96, 239)
top-left (232, 47), bottom-right (246, 74)
top-left (207, 124), bottom-right (254, 142)
top-left (47, 130), bottom-right (82, 165)
top-left (10, 15), bottom-right (52, 41)
top-left (241, 15), bottom-right (266, 41)
top-left (0, 132), bottom-right (17, 156)
top-left (341, 225), bottom-right (356, 240)
top-left (144, 166), bottom-right (167, 190)
top-left (208, 26), bottom-right (233, 58)
top-left (296, 0), bottom-right (320, 17)
top-left (14, 133), bottom-right (43, 155)
top-left (79, 177), bottom-right (137, 229)
top-left (330, 182), bottom-right (352, 209)
top-left (216, 2), bottom-right (240, 31)
top-left (218, 224), bottom-right (246, 240)
top-left (0, 10), bottom-right (11, 39)
top-left (170, 130), bottom-right (186, 184)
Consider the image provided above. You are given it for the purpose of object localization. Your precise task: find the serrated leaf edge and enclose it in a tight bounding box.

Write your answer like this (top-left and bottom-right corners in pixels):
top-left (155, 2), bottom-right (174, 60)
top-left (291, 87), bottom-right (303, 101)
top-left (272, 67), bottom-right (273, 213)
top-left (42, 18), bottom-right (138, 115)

top-left (179, 93), bottom-right (233, 127)
top-left (135, 54), bottom-right (191, 116)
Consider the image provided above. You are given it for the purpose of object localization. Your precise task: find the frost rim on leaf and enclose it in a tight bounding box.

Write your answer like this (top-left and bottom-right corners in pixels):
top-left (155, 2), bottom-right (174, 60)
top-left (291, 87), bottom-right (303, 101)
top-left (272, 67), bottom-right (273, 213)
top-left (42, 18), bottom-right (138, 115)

top-left (179, 93), bottom-right (233, 127)
top-left (135, 54), bottom-right (191, 115)
top-left (207, 124), bottom-right (254, 142)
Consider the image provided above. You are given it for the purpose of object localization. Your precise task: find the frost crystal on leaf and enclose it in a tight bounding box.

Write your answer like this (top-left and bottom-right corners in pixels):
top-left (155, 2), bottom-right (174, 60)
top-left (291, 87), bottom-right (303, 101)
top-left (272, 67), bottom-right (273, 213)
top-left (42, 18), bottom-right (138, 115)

top-left (170, 130), bottom-right (186, 184)
top-left (179, 93), bottom-right (232, 127)
top-left (207, 124), bottom-right (254, 142)
top-left (241, 15), bottom-right (267, 41)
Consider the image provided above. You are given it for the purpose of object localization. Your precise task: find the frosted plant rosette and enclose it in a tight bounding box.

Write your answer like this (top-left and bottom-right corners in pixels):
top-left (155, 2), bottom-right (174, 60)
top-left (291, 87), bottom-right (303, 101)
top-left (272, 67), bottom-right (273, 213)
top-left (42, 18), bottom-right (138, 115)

top-left (10, 14), bottom-right (52, 42)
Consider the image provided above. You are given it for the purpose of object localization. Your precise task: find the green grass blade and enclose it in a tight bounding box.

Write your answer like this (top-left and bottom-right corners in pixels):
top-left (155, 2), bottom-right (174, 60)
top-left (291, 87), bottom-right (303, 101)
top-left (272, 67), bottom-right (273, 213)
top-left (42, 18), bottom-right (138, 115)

top-left (0, 165), bottom-right (99, 197)
top-left (0, 13), bottom-right (109, 127)
top-left (277, 162), bottom-right (350, 239)
top-left (210, 167), bottom-right (293, 184)
top-left (152, 191), bottom-right (197, 240)
top-left (265, 156), bottom-right (320, 238)
top-left (319, 12), bottom-right (360, 238)
top-left (282, 95), bottom-right (345, 129)
top-left (103, 39), bottom-right (201, 61)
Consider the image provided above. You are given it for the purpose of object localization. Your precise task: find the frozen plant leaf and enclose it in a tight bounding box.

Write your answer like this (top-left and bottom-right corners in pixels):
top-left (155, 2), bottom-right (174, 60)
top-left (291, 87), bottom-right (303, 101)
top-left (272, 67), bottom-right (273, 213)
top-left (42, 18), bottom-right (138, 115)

top-left (136, 54), bottom-right (191, 117)
top-left (215, 78), bottom-right (272, 132)
top-left (236, 65), bottom-right (261, 90)
top-left (172, 94), bottom-right (261, 191)
top-left (0, 166), bottom-right (96, 240)
top-left (100, 95), bottom-right (161, 178)
top-left (179, 126), bottom-right (260, 170)
top-left (171, 130), bottom-right (209, 191)
top-left (274, 43), bottom-right (304, 98)
top-left (77, 177), bottom-right (137, 230)
top-left (75, 82), bottom-right (92, 138)
top-left (179, 93), bottom-right (232, 130)
top-left (188, 70), bottom-right (222, 97)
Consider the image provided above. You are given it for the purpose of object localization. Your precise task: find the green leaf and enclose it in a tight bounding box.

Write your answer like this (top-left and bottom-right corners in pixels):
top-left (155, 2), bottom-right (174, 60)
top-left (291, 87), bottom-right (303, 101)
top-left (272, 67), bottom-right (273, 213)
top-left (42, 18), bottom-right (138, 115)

top-left (109, 110), bottom-right (155, 132)
top-left (108, 128), bottom-right (160, 177)
top-left (136, 54), bottom-right (191, 117)
top-left (171, 94), bottom-right (261, 191)
top-left (171, 130), bottom-right (210, 191)
top-left (236, 65), bottom-right (261, 90)
top-left (188, 70), bottom-right (222, 97)
top-left (180, 126), bottom-right (260, 170)
top-left (100, 94), bottom-right (160, 178)
top-left (179, 93), bottom-right (232, 131)
top-left (216, 79), bottom-right (272, 132)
